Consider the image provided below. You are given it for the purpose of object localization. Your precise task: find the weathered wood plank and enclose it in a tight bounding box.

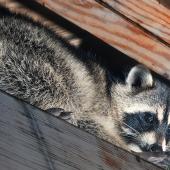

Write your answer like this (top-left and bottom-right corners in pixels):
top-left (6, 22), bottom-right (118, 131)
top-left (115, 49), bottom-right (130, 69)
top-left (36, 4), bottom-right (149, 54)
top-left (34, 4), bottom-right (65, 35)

top-left (34, 0), bottom-right (170, 80)
top-left (0, 91), bottom-right (164, 170)
top-left (100, 0), bottom-right (170, 45)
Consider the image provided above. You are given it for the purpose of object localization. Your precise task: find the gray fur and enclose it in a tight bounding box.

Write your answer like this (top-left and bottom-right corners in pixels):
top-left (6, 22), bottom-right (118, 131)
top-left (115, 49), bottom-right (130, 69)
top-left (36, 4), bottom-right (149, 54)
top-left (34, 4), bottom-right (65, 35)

top-left (0, 10), bottom-right (170, 152)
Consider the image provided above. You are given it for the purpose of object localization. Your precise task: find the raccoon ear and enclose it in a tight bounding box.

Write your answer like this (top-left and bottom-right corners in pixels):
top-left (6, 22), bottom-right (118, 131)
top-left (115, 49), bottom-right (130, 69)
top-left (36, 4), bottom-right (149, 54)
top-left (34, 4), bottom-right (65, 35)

top-left (126, 65), bottom-right (153, 89)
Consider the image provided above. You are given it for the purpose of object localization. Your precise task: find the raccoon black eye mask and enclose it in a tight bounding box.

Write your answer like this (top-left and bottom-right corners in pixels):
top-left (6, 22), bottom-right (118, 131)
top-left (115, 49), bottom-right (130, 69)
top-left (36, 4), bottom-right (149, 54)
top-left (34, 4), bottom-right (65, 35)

top-left (0, 6), bottom-right (170, 153)
top-left (118, 95), bottom-right (170, 152)
top-left (123, 112), bottom-right (159, 134)
top-left (121, 112), bottom-right (161, 152)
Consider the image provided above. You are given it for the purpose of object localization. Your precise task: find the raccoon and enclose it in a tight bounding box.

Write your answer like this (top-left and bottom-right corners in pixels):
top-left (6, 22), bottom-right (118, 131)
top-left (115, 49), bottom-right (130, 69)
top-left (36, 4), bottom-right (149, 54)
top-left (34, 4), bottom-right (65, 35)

top-left (0, 7), bottom-right (170, 153)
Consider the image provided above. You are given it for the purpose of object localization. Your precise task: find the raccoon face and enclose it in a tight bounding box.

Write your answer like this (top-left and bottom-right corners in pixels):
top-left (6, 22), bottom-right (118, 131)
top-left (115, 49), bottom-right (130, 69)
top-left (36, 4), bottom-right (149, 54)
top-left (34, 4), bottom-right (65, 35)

top-left (113, 65), bottom-right (170, 152)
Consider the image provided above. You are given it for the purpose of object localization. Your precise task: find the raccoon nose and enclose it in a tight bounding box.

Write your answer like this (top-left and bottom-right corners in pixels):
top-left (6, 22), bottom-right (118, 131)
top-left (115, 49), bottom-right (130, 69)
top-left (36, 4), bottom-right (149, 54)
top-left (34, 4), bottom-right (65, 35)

top-left (149, 144), bottom-right (162, 152)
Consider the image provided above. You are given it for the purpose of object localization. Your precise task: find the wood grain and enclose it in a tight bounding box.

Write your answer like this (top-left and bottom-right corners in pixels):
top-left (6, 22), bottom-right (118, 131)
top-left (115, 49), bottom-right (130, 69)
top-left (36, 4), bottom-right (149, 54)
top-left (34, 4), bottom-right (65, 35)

top-left (0, 90), bottom-right (164, 170)
top-left (34, 0), bottom-right (170, 80)
top-left (101, 0), bottom-right (170, 45)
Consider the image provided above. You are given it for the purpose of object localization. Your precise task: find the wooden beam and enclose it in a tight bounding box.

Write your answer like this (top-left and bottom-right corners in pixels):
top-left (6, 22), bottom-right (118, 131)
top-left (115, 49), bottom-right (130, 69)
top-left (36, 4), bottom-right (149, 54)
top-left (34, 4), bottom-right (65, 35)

top-left (0, 90), bottom-right (164, 170)
top-left (34, 0), bottom-right (170, 80)
top-left (100, 0), bottom-right (170, 45)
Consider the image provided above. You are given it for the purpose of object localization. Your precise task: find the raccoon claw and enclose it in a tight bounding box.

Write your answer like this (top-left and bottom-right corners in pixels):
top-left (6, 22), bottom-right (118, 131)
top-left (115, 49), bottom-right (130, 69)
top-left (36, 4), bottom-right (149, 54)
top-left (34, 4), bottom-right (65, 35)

top-left (45, 108), bottom-right (77, 126)
top-left (46, 108), bottom-right (67, 117)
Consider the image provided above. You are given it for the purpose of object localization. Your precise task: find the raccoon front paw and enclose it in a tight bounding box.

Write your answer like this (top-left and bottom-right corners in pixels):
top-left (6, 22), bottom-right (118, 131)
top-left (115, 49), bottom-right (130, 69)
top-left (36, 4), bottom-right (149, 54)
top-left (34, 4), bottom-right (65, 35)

top-left (45, 108), bottom-right (77, 126)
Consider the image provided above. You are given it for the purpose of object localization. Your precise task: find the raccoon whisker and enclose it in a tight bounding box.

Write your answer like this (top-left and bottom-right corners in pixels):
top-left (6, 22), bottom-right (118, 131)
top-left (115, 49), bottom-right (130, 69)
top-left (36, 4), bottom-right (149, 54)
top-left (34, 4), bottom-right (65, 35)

top-left (119, 129), bottom-right (138, 136)
top-left (119, 133), bottom-right (138, 144)
top-left (119, 131), bottom-right (137, 137)
top-left (122, 122), bottom-right (140, 135)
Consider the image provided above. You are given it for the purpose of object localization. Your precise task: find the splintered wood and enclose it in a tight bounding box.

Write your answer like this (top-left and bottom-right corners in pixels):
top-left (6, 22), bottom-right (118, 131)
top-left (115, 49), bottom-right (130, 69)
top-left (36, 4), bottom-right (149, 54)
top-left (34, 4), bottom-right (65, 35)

top-left (0, 91), bottom-right (163, 170)
top-left (35, 0), bottom-right (170, 80)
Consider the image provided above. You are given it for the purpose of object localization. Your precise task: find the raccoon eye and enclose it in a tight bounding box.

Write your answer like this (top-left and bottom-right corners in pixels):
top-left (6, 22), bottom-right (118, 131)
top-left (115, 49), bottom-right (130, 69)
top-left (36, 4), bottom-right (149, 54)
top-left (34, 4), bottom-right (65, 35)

top-left (144, 112), bottom-right (155, 124)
